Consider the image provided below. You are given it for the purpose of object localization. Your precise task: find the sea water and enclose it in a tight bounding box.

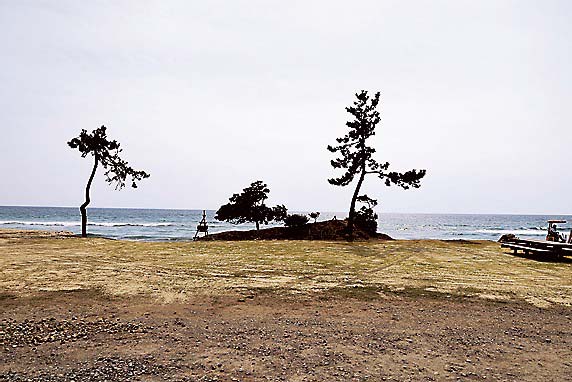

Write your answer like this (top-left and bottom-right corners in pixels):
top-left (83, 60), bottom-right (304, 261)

top-left (0, 206), bottom-right (570, 242)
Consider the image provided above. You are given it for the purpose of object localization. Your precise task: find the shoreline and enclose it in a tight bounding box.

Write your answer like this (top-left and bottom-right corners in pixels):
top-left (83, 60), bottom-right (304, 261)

top-left (3, 206), bottom-right (571, 241)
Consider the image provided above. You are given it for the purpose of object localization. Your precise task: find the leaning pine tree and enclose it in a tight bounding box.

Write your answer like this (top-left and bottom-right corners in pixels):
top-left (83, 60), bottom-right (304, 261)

top-left (327, 90), bottom-right (426, 239)
top-left (68, 126), bottom-right (150, 237)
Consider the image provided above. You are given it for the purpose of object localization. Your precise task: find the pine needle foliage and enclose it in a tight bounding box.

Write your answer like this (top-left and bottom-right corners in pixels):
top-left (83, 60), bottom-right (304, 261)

top-left (327, 90), bottom-right (426, 238)
top-left (68, 126), bottom-right (149, 237)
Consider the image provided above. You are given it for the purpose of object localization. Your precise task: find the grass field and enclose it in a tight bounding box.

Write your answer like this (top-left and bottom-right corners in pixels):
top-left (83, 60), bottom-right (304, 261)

top-left (2, 229), bottom-right (572, 307)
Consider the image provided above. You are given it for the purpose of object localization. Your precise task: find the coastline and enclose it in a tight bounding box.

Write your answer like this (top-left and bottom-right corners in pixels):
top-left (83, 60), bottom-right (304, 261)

top-left (2, 206), bottom-right (572, 241)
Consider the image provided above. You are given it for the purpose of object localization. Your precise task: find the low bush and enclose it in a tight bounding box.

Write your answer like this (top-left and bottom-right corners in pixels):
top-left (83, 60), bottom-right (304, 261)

top-left (284, 214), bottom-right (310, 228)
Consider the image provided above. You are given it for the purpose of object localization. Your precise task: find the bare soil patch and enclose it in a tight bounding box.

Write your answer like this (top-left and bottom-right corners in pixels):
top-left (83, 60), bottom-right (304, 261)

top-left (1, 291), bottom-right (571, 381)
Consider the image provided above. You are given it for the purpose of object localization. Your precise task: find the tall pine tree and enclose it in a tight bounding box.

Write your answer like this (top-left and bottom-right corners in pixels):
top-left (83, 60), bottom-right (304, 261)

top-left (328, 90), bottom-right (426, 238)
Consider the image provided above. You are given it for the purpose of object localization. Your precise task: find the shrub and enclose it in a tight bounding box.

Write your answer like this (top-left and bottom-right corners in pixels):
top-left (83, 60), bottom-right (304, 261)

top-left (353, 195), bottom-right (378, 235)
top-left (308, 212), bottom-right (320, 223)
top-left (284, 214), bottom-right (310, 228)
top-left (354, 206), bottom-right (378, 235)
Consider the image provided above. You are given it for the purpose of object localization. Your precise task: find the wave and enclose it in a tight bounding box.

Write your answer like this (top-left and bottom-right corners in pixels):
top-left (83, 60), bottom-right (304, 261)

top-left (0, 221), bottom-right (176, 227)
top-left (119, 235), bottom-right (192, 241)
top-left (476, 229), bottom-right (545, 236)
top-left (91, 222), bottom-right (175, 227)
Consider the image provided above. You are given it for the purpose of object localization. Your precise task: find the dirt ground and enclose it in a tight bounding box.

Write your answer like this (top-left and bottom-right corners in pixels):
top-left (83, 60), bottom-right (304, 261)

top-left (1, 229), bottom-right (572, 381)
top-left (2, 290), bottom-right (572, 382)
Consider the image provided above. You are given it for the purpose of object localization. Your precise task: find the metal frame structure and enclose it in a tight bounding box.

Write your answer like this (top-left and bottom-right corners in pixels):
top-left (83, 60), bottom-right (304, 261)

top-left (194, 210), bottom-right (209, 240)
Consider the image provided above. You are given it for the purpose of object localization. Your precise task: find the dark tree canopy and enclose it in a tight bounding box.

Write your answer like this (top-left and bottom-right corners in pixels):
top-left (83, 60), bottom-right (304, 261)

top-left (308, 212), bottom-right (320, 223)
top-left (68, 126), bottom-right (149, 237)
top-left (68, 126), bottom-right (149, 190)
top-left (328, 90), bottom-right (426, 238)
top-left (215, 180), bottom-right (287, 231)
top-left (284, 213), bottom-right (310, 228)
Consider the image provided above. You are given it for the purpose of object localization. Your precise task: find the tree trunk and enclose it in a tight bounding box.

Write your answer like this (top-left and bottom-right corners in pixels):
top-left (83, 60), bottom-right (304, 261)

top-left (255, 221), bottom-right (260, 231)
top-left (347, 163), bottom-right (366, 240)
top-left (80, 155), bottom-right (99, 238)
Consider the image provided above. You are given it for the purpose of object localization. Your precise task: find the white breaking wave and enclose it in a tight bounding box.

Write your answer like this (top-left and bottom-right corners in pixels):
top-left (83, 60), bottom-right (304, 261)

top-left (0, 221), bottom-right (175, 227)
top-left (0, 221), bottom-right (77, 227)
top-left (89, 222), bottom-right (175, 227)
top-left (476, 229), bottom-right (545, 236)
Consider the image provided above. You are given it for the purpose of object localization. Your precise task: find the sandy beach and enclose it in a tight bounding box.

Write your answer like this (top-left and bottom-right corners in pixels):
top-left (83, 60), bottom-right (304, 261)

top-left (1, 229), bottom-right (572, 381)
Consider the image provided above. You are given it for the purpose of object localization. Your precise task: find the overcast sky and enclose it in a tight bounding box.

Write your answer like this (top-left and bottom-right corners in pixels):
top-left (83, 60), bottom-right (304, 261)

top-left (1, 0), bottom-right (571, 214)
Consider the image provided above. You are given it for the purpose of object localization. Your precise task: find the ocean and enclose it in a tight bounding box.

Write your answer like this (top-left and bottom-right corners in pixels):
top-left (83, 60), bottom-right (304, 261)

top-left (0, 206), bottom-right (571, 242)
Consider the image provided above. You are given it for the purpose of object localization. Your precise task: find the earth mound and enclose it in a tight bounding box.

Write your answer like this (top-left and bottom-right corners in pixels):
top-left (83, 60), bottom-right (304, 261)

top-left (198, 220), bottom-right (393, 241)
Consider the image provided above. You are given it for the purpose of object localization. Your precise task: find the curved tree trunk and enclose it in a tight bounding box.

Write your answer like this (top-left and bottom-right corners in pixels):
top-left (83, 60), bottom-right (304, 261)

top-left (347, 162), bottom-right (366, 240)
top-left (80, 155), bottom-right (99, 238)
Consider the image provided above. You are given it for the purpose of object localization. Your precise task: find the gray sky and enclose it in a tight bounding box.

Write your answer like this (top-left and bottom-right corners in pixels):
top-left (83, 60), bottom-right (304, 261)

top-left (1, 0), bottom-right (571, 214)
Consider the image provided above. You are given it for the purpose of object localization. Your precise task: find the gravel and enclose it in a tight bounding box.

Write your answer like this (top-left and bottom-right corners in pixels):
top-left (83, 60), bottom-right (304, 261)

top-left (1, 317), bottom-right (148, 348)
top-left (0, 356), bottom-right (165, 382)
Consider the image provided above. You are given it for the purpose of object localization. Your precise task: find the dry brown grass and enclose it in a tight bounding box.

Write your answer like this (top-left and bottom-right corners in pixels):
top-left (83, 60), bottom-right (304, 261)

top-left (1, 229), bottom-right (572, 307)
